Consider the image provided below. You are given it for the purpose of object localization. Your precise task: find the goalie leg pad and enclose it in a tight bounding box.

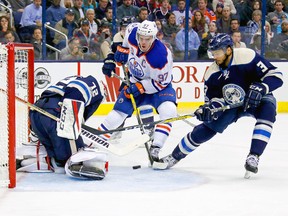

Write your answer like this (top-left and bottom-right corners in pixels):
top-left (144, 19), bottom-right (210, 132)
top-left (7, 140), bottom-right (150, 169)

top-left (57, 98), bottom-right (84, 140)
top-left (65, 148), bottom-right (108, 180)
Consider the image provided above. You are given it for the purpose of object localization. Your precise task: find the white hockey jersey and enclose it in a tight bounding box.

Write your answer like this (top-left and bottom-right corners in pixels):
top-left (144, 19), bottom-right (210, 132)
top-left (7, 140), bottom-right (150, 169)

top-left (122, 23), bottom-right (174, 94)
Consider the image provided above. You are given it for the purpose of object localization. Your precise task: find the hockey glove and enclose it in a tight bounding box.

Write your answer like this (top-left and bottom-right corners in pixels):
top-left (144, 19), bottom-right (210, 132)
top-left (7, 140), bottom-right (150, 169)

top-left (194, 100), bottom-right (224, 122)
top-left (102, 53), bottom-right (116, 77)
top-left (123, 82), bottom-right (145, 99)
top-left (114, 45), bottom-right (129, 65)
top-left (244, 82), bottom-right (267, 111)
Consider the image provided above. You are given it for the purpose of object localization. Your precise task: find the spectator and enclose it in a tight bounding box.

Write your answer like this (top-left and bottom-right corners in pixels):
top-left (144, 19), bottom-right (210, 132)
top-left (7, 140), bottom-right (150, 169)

top-left (60, 37), bottom-right (84, 60)
top-left (212, 0), bottom-right (237, 15)
top-left (153, 0), bottom-right (171, 24)
top-left (101, 6), bottom-right (113, 31)
top-left (73, 18), bottom-right (99, 60)
top-left (251, 0), bottom-right (261, 11)
top-left (46, 0), bottom-right (67, 28)
top-left (82, 0), bottom-right (97, 13)
top-left (234, 0), bottom-right (253, 27)
top-left (60, 0), bottom-right (74, 8)
top-left (155, 18), bottom-right (163, 30)
top-left (230, 18), bottom-right (240, 34)
top-left (31, 27), bottom-right (42, 60)
top-left (94, 0), bottom-right (110, 21)
top-left (198, 20), bottom-right (217, 59)
top-left (216, 6), bottom-right (232, 33)
top-left (85, 8), bottom-right (100, 34)
top-left (231, 30), bottom-right (246, 48)
top-left (175, 18), bottom-right (200, 60)
top-left (267, 0), bottom-right (288, 34)
top-left (9, 0), bottom-right (32, 12)
top-left (192, 0), bottom-right (216, 24)
top-left (270, 19), bottom-right (288, 59)
top-left (98, 20), bottom-right (112, 60)
top-left (192, 10), bottom-right (209, 40)
top-left (72, 0), bottom-right (85, 23)
top-left (116, 0), bottom-right (139, 21)
top-left (135, 6), bottom-right (149, 23)
top-left (133, 0), bottom-right (151, 14)
top-left (214, 2), bottom-right (224, 19)
top-left (250, 21), bottom-right (274, 55)
top-left (53, 8), bottom-right (79, 50)
top-left (19, 0), bottom-right (42, 43)
top-left (0, 15), bottom-right (20, 43)
top-left (4, 30), bottom-right (21, 43)
top-left (172, 0), bottom-right (192, 26)
top-left (46, 0), bottom-right (67, 44)
top-left (244, 9), bottom-right (261, 45)
top-left (162, 12), bottom-right (180, 46)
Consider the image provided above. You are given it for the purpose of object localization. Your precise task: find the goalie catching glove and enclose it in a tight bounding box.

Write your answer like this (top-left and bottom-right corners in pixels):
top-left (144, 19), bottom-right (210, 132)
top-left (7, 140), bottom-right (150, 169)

top-left (194, 98), bottom-right (226, 122)
top-left (123, 82), bottom-right (145, 99)
top-left (244, 82), bottom-right (267, 111)
top-left (114, 45), bottom-right (129, 65)
top-left (102, 53), bottom-right (116, 77)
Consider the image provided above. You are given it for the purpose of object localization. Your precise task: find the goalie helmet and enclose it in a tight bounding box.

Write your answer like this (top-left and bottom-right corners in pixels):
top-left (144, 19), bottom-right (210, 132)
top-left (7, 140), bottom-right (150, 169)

top-left (208, 33), bottom-right (233, 52)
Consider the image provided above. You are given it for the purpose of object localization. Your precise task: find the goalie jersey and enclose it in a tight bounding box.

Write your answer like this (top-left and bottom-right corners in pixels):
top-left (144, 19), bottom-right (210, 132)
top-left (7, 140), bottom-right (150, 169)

top-left (204, 48), bottom-right (283, 105)
top-left (122, 23), bottom-right (174, 94)
top-left (39, 75), bottom-right (104, 120)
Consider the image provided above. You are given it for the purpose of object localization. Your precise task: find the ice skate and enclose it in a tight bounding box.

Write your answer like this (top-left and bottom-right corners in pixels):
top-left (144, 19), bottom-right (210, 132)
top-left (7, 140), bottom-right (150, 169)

top-left (149, 145), bottom-right (160, 162)
top-left (153, 154), bottom-right (179, 170)
top-left (244, 154), bottom-right (259, 179)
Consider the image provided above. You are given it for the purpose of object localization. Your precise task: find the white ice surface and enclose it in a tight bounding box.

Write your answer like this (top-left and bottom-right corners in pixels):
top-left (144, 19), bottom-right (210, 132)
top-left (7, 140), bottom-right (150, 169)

top-left (1, 114), bottom-right (288, 216)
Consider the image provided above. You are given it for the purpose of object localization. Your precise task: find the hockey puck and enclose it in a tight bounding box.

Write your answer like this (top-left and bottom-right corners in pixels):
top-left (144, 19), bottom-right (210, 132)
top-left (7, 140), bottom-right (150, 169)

top-left (132, 165), bottom-right (141, 169)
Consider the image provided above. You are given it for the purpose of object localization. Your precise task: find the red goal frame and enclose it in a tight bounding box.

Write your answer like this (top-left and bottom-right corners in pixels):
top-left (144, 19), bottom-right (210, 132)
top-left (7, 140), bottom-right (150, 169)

top-left (6, 43), bottom-right (34, 188)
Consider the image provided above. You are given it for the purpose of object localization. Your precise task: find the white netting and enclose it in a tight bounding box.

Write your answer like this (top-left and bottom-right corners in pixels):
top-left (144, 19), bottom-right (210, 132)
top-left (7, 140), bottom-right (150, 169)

top-left (0, 44), bottom-right (32, 188)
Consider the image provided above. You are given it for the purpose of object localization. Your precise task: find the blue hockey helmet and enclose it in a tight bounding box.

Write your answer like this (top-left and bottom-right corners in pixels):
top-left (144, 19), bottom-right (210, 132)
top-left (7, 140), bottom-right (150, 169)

top-left (208, 33), bottom-right (233, 51)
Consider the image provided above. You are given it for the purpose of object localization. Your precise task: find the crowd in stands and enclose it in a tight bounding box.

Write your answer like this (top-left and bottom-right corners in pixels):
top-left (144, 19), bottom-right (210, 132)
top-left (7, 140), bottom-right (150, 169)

top-left (0, 0), bottom-right (288, 60)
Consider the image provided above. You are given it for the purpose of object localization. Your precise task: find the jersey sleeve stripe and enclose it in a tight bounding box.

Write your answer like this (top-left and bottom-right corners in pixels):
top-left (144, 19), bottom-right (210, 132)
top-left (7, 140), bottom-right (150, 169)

top-left (68, 80), bottom-right (92, 106)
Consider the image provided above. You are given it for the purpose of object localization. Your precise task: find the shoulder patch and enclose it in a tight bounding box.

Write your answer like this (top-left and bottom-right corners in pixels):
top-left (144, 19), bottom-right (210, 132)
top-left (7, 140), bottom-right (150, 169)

top-left (232, 48), bottom-right (256, 65)
top-left (146, 40), bottom-right (169, 69)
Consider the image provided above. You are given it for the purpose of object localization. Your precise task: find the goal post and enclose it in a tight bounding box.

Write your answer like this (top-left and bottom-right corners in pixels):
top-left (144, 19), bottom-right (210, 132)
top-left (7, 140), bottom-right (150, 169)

top-left (0, 43), bottom-right (34, 188)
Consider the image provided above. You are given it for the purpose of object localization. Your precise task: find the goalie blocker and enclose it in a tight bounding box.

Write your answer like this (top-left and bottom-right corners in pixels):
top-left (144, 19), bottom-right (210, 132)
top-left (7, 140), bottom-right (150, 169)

top-left (57, 98), bottom-right (84, 140)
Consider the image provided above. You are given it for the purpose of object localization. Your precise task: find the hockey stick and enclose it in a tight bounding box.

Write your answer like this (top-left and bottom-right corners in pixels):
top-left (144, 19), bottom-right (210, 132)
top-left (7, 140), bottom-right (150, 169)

top-left (112, 72), bottom-right (196, 129)
top-left (0, 89), bottom-right (149, 156)
top-left (81, 102), bottom-right (244, 136)
top-left (121, 66), bottom-right (154, 165)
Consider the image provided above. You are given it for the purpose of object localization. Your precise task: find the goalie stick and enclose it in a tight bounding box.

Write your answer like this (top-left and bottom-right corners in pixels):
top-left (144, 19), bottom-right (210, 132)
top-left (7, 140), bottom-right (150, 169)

top-left (0, 89), bottom-right (150, 156)
top-left (82, 101), bottom-right (244, 136)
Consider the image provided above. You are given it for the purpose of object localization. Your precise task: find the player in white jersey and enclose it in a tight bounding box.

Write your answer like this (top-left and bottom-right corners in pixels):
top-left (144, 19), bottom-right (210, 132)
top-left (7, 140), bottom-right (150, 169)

top-left (157, 33), bottom-right (283, 178)
top-left (98, 20), bottom-right (177, 162)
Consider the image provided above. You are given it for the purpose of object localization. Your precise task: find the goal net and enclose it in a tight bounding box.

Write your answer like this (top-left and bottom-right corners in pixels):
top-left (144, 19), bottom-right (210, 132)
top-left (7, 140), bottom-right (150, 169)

top-left (0, 43), bottom-right (34, 188)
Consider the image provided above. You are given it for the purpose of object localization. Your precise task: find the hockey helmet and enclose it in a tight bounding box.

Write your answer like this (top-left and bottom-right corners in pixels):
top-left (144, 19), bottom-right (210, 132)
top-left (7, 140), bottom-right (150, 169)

top-left (120, 16), bottom-right (134, 26)
top-left (136, 20), bottom-right (158, 51)
top-left (208, 33), bottom-right (233, 52)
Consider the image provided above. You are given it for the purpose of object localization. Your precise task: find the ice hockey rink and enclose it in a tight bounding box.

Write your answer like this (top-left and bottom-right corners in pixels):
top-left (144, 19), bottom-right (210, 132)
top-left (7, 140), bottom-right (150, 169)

top-left (1, 113), bottom-right (288, 216)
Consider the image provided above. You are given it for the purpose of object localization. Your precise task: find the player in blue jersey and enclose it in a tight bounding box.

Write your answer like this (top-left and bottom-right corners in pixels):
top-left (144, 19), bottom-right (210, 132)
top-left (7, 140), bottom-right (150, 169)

top-left (98, 20), bottom-right (178, 162)
top-left (158, 33), bottom-right (283, 178)
top-left (17, 75), bottom-right (108, 180)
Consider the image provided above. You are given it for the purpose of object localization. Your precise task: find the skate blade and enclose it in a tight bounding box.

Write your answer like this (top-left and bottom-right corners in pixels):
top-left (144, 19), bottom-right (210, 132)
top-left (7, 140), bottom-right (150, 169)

top-left (244, 170), bottom-right (254, 179)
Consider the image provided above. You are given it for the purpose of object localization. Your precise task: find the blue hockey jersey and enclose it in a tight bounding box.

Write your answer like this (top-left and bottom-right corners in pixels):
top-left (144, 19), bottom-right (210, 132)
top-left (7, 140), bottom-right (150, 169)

top-left (204, 48), bottom-right (283, 105)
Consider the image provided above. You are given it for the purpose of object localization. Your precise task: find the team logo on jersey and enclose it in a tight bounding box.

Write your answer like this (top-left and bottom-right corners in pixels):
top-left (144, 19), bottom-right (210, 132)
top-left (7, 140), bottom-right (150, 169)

top-left (128, 58), bottom-right (144, 77)
top-left (34, 67), bottom-right (51, 89)
top-left (222, 84), bottom-right (245, 104)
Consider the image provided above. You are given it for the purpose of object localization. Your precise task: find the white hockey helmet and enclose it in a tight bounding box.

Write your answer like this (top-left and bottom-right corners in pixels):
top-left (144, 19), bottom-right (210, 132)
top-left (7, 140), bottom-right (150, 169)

top-left (136, 20), bottom-right (158, 51)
